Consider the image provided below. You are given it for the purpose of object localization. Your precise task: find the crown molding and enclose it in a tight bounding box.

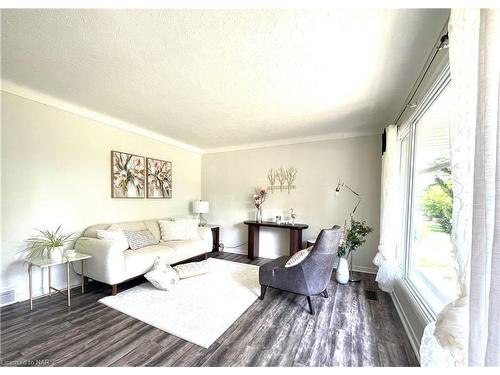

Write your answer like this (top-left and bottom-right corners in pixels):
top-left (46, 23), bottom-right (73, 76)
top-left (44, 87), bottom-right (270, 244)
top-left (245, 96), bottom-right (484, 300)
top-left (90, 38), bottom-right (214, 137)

top-left (2, 80), bottom-right (381, 156)
top-left (1, 80), bottom-right (204, 155)
top-left (204, 130), bottom-right (382, 154)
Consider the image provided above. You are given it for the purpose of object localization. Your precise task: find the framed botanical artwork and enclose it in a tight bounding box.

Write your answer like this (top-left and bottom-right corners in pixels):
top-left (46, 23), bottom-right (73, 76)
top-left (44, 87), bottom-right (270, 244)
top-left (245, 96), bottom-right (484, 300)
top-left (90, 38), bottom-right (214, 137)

top-left (111, 150), bottom-right (146, 198)
top-left (146, 157), bottom-right (172, 198)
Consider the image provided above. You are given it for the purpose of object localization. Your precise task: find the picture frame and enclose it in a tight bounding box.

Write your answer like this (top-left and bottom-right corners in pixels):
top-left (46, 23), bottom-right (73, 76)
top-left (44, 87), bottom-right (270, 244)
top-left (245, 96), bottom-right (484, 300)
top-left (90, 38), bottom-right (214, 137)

top-left (146, 157), bottom-right (173, 199)
top-left (111, 150), bottom-right (146, 198)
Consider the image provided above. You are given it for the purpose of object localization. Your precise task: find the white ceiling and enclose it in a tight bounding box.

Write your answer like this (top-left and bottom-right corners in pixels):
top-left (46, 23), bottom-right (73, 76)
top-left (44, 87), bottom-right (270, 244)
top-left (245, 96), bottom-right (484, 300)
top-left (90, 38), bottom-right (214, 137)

top-left (1, 9), bottom-right (449, 152)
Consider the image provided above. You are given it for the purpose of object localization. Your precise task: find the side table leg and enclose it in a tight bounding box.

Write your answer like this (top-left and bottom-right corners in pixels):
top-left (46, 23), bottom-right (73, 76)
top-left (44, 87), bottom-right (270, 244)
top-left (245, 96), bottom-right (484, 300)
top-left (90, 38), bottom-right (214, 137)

top-left (28, 264), bottom-right (33, 311)
top-left (81, 260), bottom-right (85, 294)
top-left (48, 266), bottom-right (52, 297)
top-left (66, 262), bottom-right (71, 307)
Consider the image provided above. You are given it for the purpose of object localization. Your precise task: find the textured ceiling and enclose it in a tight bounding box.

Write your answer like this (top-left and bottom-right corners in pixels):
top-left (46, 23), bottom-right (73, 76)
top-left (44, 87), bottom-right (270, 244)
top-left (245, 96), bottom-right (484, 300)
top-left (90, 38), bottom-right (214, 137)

top-left (1, 9), bottom-right (449, 151)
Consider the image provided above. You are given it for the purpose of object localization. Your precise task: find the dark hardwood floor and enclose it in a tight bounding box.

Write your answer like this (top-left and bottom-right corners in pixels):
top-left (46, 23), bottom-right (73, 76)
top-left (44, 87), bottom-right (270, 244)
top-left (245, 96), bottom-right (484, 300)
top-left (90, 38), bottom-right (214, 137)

top-left (0, 252), bottom-right (418, 367)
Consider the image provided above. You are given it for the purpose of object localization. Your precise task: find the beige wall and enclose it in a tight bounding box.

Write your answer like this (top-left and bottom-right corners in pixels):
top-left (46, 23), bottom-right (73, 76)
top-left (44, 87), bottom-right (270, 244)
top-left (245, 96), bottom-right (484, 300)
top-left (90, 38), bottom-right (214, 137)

top-left (1, 92), bottom-right (201, 301)
top-left (201, 135), bottom-right (382, 272)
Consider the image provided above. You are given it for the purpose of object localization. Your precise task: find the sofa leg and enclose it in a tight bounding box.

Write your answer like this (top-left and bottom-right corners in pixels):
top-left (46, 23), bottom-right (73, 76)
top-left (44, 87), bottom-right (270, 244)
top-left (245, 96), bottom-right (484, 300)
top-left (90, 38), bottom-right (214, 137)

top-left (111, 285), bottom-right (117, 295)
top-left (260, 285), bottom-right (267, 300)
top-left (204, 253), bottom-right (208, 260)
top-left (322, 289), bottom-right (329, 298)
top-left (307, 296), bottom-right (315, 315)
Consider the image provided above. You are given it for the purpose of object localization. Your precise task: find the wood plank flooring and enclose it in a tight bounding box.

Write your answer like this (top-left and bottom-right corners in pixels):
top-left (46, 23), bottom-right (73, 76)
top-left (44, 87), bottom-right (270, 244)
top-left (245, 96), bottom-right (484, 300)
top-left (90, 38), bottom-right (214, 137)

top-left (0, 252), bottom-right (418, 367)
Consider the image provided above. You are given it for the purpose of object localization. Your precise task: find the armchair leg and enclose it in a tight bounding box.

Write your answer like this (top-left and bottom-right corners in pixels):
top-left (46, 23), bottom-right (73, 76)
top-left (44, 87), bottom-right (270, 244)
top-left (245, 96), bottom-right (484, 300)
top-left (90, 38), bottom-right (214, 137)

top-left (260, 285), bottom-right (267, 300)
top-left (322, 289), bottom-right (329, 298)
top-left (306, 296), bottom-right (315, 315)
top-left (111, 284), bottom-right (118, 295)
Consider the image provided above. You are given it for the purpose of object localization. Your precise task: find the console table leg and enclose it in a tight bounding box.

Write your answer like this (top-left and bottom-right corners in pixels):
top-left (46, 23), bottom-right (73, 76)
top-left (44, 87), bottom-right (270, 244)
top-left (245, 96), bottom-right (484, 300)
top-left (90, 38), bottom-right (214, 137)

top-left (289, 229), bottom-right (303, 256)
top-left (248, 225), bottom-right (260, 260)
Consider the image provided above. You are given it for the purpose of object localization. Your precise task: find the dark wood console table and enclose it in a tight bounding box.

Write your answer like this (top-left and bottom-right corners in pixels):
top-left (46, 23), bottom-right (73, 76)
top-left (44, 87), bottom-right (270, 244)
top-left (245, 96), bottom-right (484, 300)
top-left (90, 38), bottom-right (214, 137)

top-left (243, 220), bottom-right (309, 260)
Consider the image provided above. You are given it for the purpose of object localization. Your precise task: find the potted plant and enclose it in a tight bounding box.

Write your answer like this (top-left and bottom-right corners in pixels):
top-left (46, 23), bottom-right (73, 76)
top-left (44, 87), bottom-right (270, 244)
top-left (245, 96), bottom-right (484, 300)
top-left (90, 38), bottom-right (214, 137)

top-left (336, 217), bottom-right (373, 284)
top-left (20, 226), bottom-right (74, 262)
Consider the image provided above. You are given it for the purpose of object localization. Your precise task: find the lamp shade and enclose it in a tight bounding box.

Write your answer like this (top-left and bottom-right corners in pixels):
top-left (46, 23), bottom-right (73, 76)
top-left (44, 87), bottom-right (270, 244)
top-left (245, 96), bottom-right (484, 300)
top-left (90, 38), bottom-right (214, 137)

top-left (192, 200), bottom-right (209, 214)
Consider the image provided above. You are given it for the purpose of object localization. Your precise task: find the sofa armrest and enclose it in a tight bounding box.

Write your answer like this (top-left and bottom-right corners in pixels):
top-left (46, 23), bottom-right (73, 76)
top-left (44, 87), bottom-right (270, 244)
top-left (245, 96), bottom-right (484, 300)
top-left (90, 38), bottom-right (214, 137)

top-left (74, 237), bottom-right (126, 285)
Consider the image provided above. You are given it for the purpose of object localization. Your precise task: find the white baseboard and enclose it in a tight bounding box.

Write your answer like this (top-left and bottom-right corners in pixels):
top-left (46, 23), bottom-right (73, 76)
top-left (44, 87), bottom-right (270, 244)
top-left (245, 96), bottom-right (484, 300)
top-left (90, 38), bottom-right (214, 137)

top-left (391, 290), bottom-right (421, 364)
top-left (352, 265), bottom-right (378, 274)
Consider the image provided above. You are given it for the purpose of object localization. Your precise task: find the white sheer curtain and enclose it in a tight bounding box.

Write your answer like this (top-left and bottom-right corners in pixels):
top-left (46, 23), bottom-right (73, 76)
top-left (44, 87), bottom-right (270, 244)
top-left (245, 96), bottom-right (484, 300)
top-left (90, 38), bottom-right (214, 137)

top-left (468, 9), bottom-right (500, 367)
top-left (373, 124), bottom-right (399, 292)
top-left (420, 8), bottom-right (500, 367)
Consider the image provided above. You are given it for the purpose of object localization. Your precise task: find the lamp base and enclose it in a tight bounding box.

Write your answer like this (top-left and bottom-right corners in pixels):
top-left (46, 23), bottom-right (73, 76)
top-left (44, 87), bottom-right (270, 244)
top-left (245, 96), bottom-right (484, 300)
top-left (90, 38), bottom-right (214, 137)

top-left (199, 214), bottom-right (207, 227)
top-left (349, 274), bottom-right (362, 283)
top-left (348, 250), bottom-right (361, 283)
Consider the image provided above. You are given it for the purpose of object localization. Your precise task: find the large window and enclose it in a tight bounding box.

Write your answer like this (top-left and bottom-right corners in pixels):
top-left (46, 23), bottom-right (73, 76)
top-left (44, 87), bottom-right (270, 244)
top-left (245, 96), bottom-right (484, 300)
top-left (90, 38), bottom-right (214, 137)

top-left (399, 71), bottom-right (458, 315)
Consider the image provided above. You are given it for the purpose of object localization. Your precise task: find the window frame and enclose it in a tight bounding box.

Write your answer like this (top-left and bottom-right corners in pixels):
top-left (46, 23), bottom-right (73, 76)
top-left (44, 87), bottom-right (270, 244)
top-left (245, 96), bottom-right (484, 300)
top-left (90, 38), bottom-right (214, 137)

top-left (398, 65), bottom-right (451, 320)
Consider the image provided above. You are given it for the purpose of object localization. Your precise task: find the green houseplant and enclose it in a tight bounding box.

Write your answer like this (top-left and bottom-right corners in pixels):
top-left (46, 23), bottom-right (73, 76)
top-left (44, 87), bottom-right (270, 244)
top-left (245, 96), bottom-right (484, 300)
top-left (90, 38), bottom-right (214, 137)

top-left (337, 218), bottom-right (373, 258)
top-left (20, 226), bottom-right (74, 262)
top-left (336, 218), bottom-right (373, 284)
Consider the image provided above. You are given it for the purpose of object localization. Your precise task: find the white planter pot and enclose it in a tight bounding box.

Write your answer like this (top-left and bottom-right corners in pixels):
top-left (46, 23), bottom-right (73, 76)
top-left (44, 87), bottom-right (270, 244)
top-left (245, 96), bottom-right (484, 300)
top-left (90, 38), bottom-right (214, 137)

top-left (336, 257), bottom-right (349, 284)
top-left (49, 246), bottom-right (64, 261)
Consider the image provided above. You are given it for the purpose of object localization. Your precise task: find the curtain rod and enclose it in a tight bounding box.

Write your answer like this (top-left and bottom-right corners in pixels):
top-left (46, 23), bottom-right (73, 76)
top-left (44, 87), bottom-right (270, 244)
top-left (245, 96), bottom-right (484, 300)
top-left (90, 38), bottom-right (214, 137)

top-left (393, 31), bottom-right (449, 126)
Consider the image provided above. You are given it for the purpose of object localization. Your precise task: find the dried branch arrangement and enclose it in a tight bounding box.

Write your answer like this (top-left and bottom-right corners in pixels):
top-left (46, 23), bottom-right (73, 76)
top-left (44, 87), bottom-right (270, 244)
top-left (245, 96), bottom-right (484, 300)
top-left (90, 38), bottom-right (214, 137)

top-left (267, 166), bottom-right (298, 194)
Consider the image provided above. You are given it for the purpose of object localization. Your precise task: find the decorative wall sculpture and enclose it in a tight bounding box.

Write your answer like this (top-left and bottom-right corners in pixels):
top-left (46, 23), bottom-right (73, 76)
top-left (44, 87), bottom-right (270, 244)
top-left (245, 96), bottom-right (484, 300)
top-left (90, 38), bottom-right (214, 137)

top-left (267, 166), bottom-right (297, 194)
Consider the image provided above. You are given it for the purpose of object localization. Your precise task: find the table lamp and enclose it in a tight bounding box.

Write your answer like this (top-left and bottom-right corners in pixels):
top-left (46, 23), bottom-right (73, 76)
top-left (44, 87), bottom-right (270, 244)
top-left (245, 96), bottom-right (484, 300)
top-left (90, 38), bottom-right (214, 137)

top-left (192, 200), bottom-right (209, 227)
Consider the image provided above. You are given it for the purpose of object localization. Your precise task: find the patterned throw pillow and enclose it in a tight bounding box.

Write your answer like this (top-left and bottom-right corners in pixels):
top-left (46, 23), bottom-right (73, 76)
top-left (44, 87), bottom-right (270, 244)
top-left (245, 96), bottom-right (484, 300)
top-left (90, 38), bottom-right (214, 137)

top-left (285, 246), bottom-right (313, 267)
top-left (173, 260), bottom-right (208, 279)
top-left (145, 257), bottom-right (179, 291)
top-left (123, 229), bottom-right (158, 250)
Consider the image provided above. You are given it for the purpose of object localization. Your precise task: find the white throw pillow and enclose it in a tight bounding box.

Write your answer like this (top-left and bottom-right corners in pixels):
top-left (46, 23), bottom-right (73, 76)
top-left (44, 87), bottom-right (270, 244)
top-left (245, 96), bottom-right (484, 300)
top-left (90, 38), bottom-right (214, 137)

top-left (173, 260), bottom-right (208, 279)
top-left (96, 224), bottom-right (129, 251)
top-left (285, 246), bottom-right (313, 267)
top-left (179, 218), bottom-right (200, 240)
top-left (159, 218), bottom-right (200, 241)
top-left (159, 220), bottom-right (187, 241)
top-left (145, 257), bottom-right (180, 291)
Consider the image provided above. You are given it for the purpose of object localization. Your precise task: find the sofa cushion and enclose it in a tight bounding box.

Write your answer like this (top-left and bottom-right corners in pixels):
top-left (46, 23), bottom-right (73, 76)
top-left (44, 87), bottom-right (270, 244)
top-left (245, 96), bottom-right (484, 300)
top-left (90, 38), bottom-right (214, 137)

top-left (162, 239), bottom-right (209, 259)
top-left (124, 244), bottom-right (178, 279)
top-left (83, 219), bottom-right (165, 239)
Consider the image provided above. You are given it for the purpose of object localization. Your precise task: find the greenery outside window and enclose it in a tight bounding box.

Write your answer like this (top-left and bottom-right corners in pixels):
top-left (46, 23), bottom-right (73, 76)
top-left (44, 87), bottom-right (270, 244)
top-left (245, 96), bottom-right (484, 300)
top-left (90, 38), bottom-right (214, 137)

top-left (399, 69), bottom-right (458, 315)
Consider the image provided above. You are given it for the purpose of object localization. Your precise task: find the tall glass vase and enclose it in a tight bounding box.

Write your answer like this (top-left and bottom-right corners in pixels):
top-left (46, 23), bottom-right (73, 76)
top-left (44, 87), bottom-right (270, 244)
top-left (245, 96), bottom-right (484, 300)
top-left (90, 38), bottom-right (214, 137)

top-left (255, 206), bottom-right (262, 222)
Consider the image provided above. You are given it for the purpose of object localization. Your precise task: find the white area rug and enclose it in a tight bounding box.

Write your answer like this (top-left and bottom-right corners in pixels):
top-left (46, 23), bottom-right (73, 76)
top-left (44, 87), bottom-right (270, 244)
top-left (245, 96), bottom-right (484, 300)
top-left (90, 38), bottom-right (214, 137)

top-left (99, 258), bottom-right (260, 348)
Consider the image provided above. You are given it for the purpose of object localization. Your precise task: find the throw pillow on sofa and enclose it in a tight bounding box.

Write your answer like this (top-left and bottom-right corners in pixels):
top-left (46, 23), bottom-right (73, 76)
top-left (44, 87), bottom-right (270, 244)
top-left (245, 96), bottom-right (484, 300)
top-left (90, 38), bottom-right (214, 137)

top-left (145, 257), bottom-right (179, 291)
top-left (173, 260), bottom-right (208, 279)
top-left (158, 218), bottom-right (200, 241)
top-left (96, 224), bottom-right (129, 251)
top-left (123, 229), bottom-right (159, 250)
top-left (285, 246), bottom-right (313, 267)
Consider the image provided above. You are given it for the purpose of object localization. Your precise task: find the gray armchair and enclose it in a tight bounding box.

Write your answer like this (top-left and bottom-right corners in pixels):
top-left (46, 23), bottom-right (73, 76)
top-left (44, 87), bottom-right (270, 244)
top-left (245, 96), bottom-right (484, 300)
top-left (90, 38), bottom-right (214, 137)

top-left (258, 226), bottom-right (342, 315)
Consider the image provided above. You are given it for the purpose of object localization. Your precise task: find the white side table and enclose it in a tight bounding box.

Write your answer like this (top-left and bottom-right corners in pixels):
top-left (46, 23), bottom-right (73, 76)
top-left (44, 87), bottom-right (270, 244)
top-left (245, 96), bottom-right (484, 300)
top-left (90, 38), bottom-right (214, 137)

top-left (26, 252), bottom-right (91, 311)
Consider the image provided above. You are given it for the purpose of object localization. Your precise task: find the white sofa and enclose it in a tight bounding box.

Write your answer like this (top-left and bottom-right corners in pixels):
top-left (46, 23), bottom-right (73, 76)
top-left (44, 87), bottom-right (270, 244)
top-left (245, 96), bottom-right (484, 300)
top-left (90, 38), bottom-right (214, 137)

top-left (74, 219), bottom-right (213, 294)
